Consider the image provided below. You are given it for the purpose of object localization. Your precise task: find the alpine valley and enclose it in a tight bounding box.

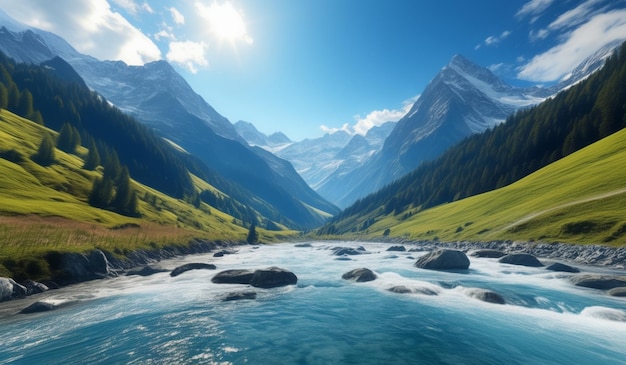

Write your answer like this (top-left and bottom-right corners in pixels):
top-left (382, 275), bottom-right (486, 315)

top-left (1, 3), bottom-right (626, 364)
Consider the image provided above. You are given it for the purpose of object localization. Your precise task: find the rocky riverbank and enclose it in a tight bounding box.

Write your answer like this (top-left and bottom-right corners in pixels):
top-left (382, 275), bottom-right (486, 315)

top-left (392, 239), bottom-right (626, 268)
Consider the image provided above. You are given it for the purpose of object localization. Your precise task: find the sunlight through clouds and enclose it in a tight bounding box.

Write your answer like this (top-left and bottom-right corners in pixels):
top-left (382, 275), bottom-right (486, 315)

top-left (195, 1), bottom-right (253, 46)
top-left (166, 41), bottom-right (208, 73)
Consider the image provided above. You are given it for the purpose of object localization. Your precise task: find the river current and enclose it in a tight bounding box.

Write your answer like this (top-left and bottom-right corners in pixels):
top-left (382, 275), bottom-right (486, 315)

top-left (1, 242), bottom-right (626, 364)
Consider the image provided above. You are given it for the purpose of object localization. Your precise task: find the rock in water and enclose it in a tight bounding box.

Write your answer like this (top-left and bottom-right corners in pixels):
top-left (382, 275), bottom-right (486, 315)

top-left (388, 285), bottom-right (412, 294)
top-left (250, 267), bottom-right (298, 288)
top-left (387, 246), bottom-right (406, 252)
top-left (498, 253), bottom-right (543, 267)
top-left (212, 269), bottom-right (255, 284)
top-left (20, 301), bottom-right (56, 314)
top-left (223, 291), bottom-right (257, 301)
top-left (570, 275), bottom-right (626, 290)
top-left (608, 287), bottom-right (626, 297)
top-left (471, 249), bottom-right (506, 258)
top-left (545, 262), bottom-right (580, 273)
top-left (126, 265), bottom-right (168, 277)
top-left (342, 268), bottom-right (377, 282)
top-left (0, 278), bottom-right (13, 302)
top-left (467, 289), bottom-right (506, 304)
top-left (170, 263), bottom-right (217, 277)
top-left (414, 249), bottom-right (470, 270)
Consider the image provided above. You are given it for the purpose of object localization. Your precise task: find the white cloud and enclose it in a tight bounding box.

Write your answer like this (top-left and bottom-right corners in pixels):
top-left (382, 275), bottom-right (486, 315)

top-left (516, 0), bottom-right (556, 18)
top-left (0, 0), bottom-right (161, 65)
top-left (530, 0), bottom-right (605, 41)
top-left (166, 40), bottom-right (208, 73)
top-left (476, 30), bottom-right (512, 49)
top-left (169, 7), bottom-right (185, 25)
top-left (195, 1), bottom-right (254, 45)
top-left (518, 9), bottom-right (626, 82)
top-left (320, 96), bottom-right (418, 136)
top-left (110, 0), bottom-right (153, 15)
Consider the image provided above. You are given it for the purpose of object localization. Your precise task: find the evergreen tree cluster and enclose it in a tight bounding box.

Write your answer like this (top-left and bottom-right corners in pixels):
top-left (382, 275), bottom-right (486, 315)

top-left (324, 42), bottom-right (626, 234)
top-left (0, 52), bottom-right (194, 199)
top-left (88, 152), bottom-right (139, 217)
top-left (199, 189), bottom-right (258, 226)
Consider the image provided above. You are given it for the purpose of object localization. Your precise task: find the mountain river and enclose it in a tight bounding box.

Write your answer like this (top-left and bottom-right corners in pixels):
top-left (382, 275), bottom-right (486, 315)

top-left (1, 241), bottom-right (626, 364)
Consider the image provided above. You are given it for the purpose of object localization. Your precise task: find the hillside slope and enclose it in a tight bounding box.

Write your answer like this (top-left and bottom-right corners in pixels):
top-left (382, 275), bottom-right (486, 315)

top-left (363, 127), bottom-right (626, 245)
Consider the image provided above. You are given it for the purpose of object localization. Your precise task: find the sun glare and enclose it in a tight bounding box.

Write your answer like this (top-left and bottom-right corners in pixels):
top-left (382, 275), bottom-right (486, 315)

top-left (202, 1), bottom-right (253, 45)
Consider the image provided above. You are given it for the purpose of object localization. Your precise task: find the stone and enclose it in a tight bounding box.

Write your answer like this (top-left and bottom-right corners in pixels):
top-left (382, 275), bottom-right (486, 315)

top-left (20, 301), bottom-right (56, 314)
top-left (213, 249), bottom-right (236, 257)
top-left (250, 267), bottom-right (298, 288)
top-left (332, 247), bottom-right (363, 256)
top-left (170, 263), bottom-right (217, 277)
top-left (608, 287), bottom-right (626, 297)
top-left (388, 285), bottom-right (412, 294)
top-left (10, 279), bottom-right (27, 298)
top-left (126, 265), bottom-right (168, 276)
top-left (387, 246), bottom-right (406, 252)
top-left (294, 243), bottom-right (313, 248)
top-left (571, 274), bottom-right (626, 290)
top-left (467, 289), bottom-right (506, 304)
top-left (498, 253), bottom-right (543, 267)
top-left (545, 262), bottom-right (580, 273)
top-left (212, 269), bottom-right (255, 284)
top-left (471, 249), bottom-right (506, 258)
top-left (223, 291), bottom-right (257, 301)
top-left (414, 249), bottom-right (470, 270)
top-left (342, 268), bottom-right (377, 282)
top-left (22, 280), bottom-right (49, 295)
top-left (0, 277), bottom-right (13, 302)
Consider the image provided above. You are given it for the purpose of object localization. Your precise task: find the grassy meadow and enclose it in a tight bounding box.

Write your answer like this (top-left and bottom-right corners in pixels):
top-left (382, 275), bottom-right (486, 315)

top-left (351, 127), bottom-right (626, 246)
top-left (0, 110), bottom-right (299, 279)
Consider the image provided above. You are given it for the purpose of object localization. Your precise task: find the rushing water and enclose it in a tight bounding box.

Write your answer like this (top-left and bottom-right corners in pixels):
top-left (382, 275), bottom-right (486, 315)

top-left (1, 242), bottom-right (626, 364)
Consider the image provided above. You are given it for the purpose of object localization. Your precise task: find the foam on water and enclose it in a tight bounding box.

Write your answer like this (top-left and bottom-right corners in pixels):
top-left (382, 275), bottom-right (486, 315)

top-left (1, 242), bottom-right (626, 364)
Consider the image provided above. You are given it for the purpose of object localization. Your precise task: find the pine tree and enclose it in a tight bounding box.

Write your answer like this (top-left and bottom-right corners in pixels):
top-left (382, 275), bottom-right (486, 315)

top-left (57, 122), bottom-right (81, 153)
top-left (83, 139), bottom-right (101, 170)
top-left (32, 134), bottom-right (55, 166)
top-left (0, 83), bottom-right (8, 109)
top-left (246, 223), bottom-right (259, 244)
top-left (88, 176), bottom-right (113, 208)
top-left (16, 88), bottom-right (34, 119)
top-left (112, 166), bottom-right (138, 216)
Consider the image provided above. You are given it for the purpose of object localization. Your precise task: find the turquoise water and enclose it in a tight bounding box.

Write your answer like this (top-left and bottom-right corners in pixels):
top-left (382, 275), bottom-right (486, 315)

top-left (1, 242), bottom-right (626, 364)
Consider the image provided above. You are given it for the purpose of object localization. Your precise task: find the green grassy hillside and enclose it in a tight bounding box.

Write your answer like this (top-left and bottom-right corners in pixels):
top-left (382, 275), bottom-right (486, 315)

top-left (349, 127), bottom-right (626, 246)
top-left (0, 109), bottom-right (295, 279)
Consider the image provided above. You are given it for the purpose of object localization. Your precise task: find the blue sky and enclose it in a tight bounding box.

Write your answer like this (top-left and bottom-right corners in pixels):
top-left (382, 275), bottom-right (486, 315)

top-left (1, 0), bottom-right (625, 141)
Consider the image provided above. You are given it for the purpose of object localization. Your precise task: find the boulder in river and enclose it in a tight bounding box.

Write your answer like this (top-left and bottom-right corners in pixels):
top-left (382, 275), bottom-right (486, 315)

top-left (10, 279), bottom-right (27, 298)
top-left (20, 301), bottom-right (56, 314)
top-left (212, 269), bottom-right (255, 284)
top-left (22, 280), bottom-right (49, 295)
top-left (250, 267), bottom-right (298, 288)
top-left (545, 262), bottom-right (580, 273)
top-left (388, 285), bottom-right (412, 294)
top-left (332, 247), bottom-right (363, 256)
top-left (414, 249), bottom-right (470, 270)
top-left (170, 263), bottom-right (217, 277)
top-left (466, 289), bottom-right (506, 304)
top-left (126, 265), bottom-right (168, 277)
top-left (570, 274), bottom-right (626, 290)
top-left (213, 249), bottom-right (237, 257)
top-left (387, 246), bottom-right (406, 252)
top-left (498, 253), bottom-right (543, 267)
top-left (471, 249), bottom-right (506, 258)
top-left (342, 268), bottom-right (377, 282)
top-left (0, 278), bottom-right (13, 302)
top-left (608, 287), bottom-right (626, 297)
top-left (223, 291), bottom-right (257, 301)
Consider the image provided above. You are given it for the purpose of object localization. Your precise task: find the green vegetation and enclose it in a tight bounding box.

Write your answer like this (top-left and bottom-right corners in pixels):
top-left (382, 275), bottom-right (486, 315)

top-left (358, 127), bottom-right (626, 245)
top-left (0, 108), bottom-right (296, 280)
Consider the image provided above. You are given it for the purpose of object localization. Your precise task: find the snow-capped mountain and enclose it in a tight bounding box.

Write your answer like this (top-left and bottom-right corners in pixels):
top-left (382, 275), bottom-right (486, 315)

top-left (319, 51), bottom-right (617, 208)
top-left (0, 10), bottom-right (339, 227)
top-left (234, 121), bottom-right (292, 150)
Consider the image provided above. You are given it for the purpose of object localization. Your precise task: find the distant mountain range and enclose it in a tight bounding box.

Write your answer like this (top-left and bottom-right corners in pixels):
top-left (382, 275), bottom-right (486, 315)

top-left (234, 46), bottom-right (618, 209)
top-left (0, 9), bottom-right (338, 228)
